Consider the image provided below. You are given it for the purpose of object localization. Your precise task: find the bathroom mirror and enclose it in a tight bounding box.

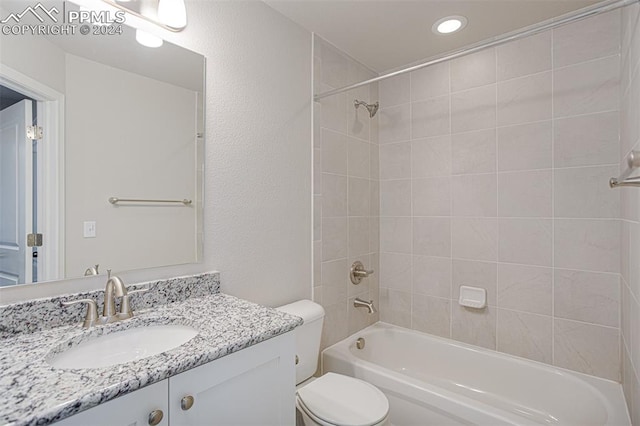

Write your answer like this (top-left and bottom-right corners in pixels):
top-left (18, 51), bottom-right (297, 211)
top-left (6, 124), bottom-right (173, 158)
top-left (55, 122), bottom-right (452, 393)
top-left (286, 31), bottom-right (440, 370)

top-left (0, 3), bottom-right (204, 287)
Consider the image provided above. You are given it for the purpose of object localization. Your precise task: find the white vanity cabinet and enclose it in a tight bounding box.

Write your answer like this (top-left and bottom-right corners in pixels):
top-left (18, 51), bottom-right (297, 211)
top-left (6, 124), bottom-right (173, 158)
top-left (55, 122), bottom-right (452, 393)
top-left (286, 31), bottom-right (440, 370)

top-left (56, 380), bottom-right (169, 426)
top-left (55, 332), bottom-right (295, 426)
top-left (169, 331), bottom-right (295, 426)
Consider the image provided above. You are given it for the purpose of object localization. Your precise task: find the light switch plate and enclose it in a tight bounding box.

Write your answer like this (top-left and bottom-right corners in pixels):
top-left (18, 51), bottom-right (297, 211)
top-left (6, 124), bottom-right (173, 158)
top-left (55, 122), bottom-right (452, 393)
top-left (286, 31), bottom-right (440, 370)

top-left (83, 221), bottom-right (96, 238)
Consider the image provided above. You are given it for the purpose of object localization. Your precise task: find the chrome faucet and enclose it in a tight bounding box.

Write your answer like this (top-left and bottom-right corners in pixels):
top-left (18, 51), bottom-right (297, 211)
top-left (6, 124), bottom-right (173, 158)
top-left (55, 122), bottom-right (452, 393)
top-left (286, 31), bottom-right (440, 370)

top-left (354, 298), bottom-right (377, 314)
top-left (62, 270), bottom-right (147, 328)
top-left (103, 270), bottom-right (127, 319)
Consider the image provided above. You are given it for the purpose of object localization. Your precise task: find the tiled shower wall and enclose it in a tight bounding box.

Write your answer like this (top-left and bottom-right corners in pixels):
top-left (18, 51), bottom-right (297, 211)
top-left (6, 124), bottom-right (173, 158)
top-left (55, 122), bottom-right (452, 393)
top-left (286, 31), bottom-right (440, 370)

top-left (313, 35), bottom-right (380, 350)
top-left (377, 11), bottom-right (622, 381)
top-left (621, 3), bottom-right (640, 424)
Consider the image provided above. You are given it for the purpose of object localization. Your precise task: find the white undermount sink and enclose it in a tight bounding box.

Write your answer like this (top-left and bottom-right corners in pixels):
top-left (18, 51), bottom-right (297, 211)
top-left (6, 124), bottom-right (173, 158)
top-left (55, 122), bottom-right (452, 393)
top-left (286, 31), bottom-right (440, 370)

top-left (48, 325), bottom-right (199, 369)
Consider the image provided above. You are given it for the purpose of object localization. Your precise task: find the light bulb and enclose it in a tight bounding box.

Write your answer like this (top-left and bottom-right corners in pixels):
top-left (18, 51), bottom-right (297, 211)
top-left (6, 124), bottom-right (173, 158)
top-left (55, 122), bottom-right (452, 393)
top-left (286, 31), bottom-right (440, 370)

top-left (136, 29), bottom-right (163, 48)
top-left (158, 0), bottom-right (187, 29)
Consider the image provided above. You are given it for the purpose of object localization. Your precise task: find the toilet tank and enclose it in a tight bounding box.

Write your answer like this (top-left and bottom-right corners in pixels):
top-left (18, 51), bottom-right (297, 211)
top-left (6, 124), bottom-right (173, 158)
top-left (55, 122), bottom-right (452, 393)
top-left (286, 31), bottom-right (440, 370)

top-left (276, 300), bottom-right (325, 385)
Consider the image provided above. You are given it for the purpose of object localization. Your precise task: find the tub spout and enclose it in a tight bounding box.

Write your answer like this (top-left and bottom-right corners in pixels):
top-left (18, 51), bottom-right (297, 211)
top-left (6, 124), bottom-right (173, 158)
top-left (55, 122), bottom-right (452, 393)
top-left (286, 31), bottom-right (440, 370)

top-left (354, 298), bottom-right (377, 314)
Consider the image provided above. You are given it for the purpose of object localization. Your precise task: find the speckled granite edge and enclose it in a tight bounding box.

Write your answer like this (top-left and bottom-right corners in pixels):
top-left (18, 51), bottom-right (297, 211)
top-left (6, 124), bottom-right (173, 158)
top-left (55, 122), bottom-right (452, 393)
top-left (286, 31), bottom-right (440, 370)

top-left (0, 272), bottom-right (220, 338)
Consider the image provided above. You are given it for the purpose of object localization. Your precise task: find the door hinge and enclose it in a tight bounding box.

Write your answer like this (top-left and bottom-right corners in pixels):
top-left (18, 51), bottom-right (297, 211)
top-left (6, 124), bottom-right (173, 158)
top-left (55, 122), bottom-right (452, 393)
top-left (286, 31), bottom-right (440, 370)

top-left (27, 126), bottom-right (43, 140)
top-left (27, 233), bottom-right (43, 247)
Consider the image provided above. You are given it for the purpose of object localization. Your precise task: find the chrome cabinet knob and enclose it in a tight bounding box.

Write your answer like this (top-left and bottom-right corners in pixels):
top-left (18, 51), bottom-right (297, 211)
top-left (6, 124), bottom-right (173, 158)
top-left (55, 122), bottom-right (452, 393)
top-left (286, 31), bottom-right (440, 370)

top-left (181, 395), bottom-right (195, 411)
top-left (148, 409), bottom-right (163, 426)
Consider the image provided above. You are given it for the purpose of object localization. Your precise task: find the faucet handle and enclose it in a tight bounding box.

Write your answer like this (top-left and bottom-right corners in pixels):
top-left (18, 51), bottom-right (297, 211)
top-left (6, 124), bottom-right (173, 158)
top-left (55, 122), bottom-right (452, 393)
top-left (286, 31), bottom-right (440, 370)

top-left (119, 288), bottom-right (149, 318)
top-left (62, 299), bottom-right (99, 328)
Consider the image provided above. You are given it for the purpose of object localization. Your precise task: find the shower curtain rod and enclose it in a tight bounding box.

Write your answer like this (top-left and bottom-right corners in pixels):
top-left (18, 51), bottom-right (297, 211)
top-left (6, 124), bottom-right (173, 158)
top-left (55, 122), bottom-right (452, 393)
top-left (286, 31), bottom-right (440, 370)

top-left (314, 0), bottom-right (638, 101)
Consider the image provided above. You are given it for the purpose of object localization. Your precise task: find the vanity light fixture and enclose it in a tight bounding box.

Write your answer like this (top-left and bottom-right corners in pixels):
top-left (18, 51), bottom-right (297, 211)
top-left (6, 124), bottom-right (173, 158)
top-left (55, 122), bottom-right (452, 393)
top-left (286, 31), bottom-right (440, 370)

top-left (158, 0), bottom-right (187, 29)
top-left (136, 29), bottom-right (163, 48)
top-left (432, 15), bottom-right (468, 34)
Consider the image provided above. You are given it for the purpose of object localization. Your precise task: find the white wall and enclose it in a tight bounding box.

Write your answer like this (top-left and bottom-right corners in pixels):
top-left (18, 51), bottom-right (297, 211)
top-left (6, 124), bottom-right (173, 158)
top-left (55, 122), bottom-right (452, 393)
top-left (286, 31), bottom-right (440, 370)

top-left (0, 33), bottom-right (66, 94)
top-left (0, 1), bottom-right (313, 307)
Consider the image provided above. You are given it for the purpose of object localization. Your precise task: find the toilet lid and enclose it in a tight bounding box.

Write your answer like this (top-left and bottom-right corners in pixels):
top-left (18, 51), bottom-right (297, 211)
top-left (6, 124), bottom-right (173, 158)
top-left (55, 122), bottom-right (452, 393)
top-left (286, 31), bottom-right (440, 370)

top-left (297, 373), bottom-right (389, 426)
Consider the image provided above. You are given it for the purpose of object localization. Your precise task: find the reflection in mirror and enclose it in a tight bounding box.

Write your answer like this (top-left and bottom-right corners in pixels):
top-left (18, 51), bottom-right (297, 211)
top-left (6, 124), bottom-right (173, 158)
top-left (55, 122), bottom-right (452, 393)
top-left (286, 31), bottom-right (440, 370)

top-left (0, 2), bottom-right (204, 287)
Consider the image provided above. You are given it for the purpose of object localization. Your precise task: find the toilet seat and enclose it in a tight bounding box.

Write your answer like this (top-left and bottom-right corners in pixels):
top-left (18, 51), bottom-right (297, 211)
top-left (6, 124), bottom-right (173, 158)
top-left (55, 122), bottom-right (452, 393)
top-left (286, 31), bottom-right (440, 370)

top-left (296, 373), bottom-right (389, 426)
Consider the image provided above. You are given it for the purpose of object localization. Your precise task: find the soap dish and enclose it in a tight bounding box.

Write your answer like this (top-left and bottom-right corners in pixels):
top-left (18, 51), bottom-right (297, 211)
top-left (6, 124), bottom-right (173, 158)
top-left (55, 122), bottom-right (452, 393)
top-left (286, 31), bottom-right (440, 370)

top-left (458, 286), bottom-right (487, 309)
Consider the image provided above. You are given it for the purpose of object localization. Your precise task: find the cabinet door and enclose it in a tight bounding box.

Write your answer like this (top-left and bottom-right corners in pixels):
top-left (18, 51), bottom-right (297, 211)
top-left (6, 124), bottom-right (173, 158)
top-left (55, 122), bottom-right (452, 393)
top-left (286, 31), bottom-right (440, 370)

top-left (169, 332), bottom-right (295, 426)
top-left (55, 379), bottom-right (168, 426)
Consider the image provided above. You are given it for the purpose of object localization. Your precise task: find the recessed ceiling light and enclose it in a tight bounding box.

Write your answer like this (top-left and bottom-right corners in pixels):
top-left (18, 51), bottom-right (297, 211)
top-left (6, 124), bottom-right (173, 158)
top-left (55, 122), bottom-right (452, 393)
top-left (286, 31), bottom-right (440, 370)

top-left (432, 16), bottom-right (468, 35)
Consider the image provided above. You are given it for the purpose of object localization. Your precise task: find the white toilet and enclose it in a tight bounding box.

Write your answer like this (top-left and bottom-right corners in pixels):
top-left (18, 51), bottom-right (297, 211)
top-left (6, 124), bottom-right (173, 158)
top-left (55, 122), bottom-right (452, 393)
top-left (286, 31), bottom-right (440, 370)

top-left (277, 300), bottom-right (390, 426)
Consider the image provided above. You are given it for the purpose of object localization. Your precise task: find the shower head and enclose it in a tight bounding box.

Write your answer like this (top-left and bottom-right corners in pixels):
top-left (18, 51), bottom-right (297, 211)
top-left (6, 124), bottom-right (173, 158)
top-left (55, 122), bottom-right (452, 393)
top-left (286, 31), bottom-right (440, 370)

top-left (354, 99), bottom-right (379, 118)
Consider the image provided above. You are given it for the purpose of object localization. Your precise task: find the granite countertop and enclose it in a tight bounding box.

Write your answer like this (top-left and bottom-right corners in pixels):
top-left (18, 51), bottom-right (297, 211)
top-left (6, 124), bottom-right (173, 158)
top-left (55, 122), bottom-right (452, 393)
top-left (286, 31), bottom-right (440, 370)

top-left (0, 293), bottom-right (302, 426)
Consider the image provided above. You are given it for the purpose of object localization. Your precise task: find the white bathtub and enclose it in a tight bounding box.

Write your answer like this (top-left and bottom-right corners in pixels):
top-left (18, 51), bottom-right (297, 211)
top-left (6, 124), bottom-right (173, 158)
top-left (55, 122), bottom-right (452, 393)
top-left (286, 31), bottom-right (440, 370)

top-left (322, 322), bottom-right (630, 426)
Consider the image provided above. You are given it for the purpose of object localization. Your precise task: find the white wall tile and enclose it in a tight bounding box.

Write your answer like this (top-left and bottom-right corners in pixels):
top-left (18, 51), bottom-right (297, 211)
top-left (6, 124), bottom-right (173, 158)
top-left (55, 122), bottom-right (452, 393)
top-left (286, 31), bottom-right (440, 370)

top-left (322, 217), bottom-right (348, 261)
top-left (411, 136), bottom-right (452, 178)
top-left (451, 85), bottom-right (496, 133)
top-left (411, 62), bottom-right (449, 102)
top-left (452, 218), bottom-right (498, 261)
top-left (452, 174), bottom-right (497, 217)
top-left (554, 56), bottom-right (619, 119)
top-left (321, 259), bottom-right (348, 305)
top-left (349, 217), bottom-right (370, 258)
top-left (554, 112), bottom-right (620, 168)
top-left (322, 173), bottom-right (347, 217)
top-left (497, 309), bottom-right (552, 363)
top-left (319, 85), bottom-right (347, 133)
top-left (348, 177), bottom-right (369, 217)
top-left (498, 219), bottom-right (552, 267)
top-left (412, 95), bottom-right (450, 138)
top-left (320, 42), bottom-right (348, 88)
top-left (553, 10), bottom-right (620, 68)
top-left (452, 305), bottom-right (497, 350)
top-left (380, 217), bottom-right (412, 254)
top-left (497, 32), bottom-right (552, 81)
top-left (497, 121), bottom-right (552, 172)
top-left (321, 129), bottom-right (348, 175)
top-left (554, 269), bottom-right (620, 327)
top-left (380, 179), bottom-right (411, 216)
top-left (348, 137), bottom-right (370, 179)
top-left (379, 73), bottom-right (410, 108)
top-left (412, 177), bottom-right (451, 216)
top-left (554, 219), bottom-right (620, 273)
top-left (451, 48), bottom-right (496, 92)
top-left (452, 129), bottom-right (496, 175)
top-left (498, 264), bottom-right (552, 315)
top-left (554, 319), bottom-right (619, 381)
top-left (498, 170), bottom-right (552, 218)
top-left (554, 166), bottom-right (620, 219)
top-left (412, 256), bottom-right (452, 298)
top-left (412, 295), bottom-right (451, 338)
top-left (497, 72), bottom-right (552, 127)
top-left (379, 104), bottom-right (411, 144)
top-left (413, 217), bottom-right (451, 257)
top-left (380, 253), bottom-right (412, 292)
top-left (380, 288), bottom-right (411, 328)
top-left (379, 142), bottom-right (411, 180)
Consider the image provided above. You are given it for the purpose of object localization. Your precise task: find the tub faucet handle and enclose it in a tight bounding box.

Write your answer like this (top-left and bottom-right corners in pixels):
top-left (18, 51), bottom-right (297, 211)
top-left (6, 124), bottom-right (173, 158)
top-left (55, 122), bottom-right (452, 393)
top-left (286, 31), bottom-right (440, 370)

top-left (350, 261), bottom-right (375, 284)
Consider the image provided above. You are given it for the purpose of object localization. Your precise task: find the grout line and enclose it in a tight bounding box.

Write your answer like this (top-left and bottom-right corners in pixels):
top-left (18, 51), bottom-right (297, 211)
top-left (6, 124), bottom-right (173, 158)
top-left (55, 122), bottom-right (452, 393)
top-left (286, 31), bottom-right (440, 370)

top-left (551, 26), bottom-right (556, 366)
top-left (495, 47), bottom-right (500, 352)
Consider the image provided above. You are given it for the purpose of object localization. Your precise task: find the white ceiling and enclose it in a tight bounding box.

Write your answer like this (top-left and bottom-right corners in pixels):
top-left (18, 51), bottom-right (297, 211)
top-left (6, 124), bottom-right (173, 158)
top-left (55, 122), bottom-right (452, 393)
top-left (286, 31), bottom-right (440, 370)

top-left (265, 0), bottom-right (601, 73)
